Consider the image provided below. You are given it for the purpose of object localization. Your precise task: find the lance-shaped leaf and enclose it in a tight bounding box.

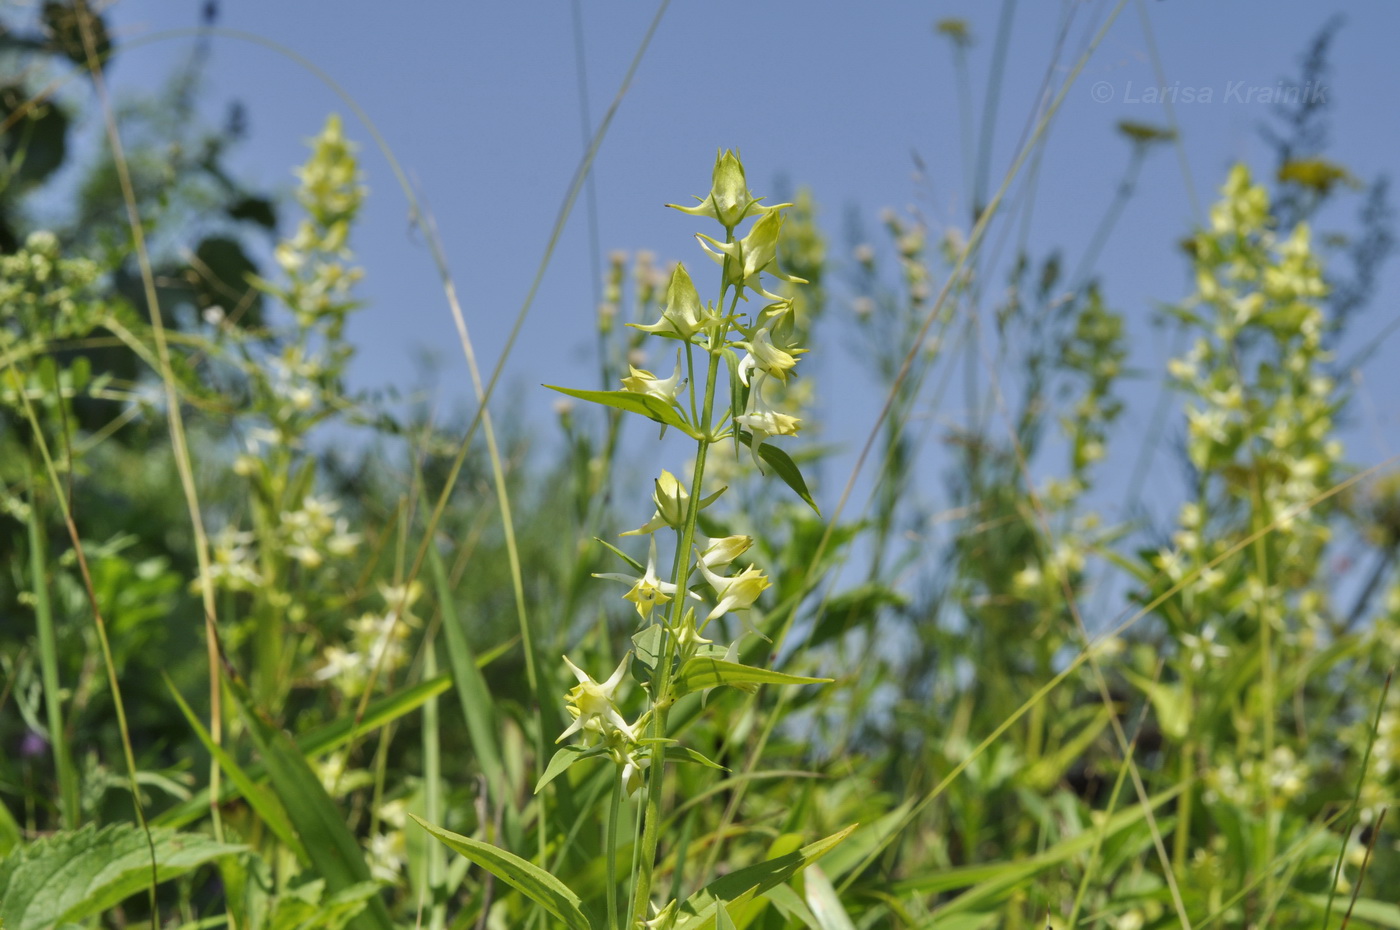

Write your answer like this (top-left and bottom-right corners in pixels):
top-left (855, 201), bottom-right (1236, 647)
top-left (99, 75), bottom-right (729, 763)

top-left (736, 429), bottom-right (820, 514)
top-left (673, 657), bottom-right (831, 697)
top-left (535, 745), bottom-right (608, 794)
top-left (411, 815), bottom-right (593, 930)
top-left (545, 385), bottom-right (698, 437)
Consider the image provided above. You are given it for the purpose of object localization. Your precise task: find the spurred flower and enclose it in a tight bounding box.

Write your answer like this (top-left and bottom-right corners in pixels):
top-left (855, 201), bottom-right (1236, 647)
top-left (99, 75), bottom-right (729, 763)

top-left (698, 535), bottom-right (754, 571)
top-left (558, 654), bottom-right (635, 743)
top-left (736, 322), bottom-right (805, 385)
top-left (621, 348), bottom-right (684, 404)
top-left (735, 372), bottom-right (801, 470)
top-left (631, 263), bottom-right (710, 341)
top-left (622, 469), bottom-right (725, 536)
top-left (696, 555), bottom-right (771, 625)
top-left (696, 210), bottom-right (807, 302)
top-left (593, 536), bottom-right (695, 623)
top-left (667, 149), bottom-right (783, 228)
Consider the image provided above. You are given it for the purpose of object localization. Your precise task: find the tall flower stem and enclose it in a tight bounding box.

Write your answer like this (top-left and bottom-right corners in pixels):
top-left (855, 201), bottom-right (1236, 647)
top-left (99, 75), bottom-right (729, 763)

top-left (630, 328), bottom-right (725, 927)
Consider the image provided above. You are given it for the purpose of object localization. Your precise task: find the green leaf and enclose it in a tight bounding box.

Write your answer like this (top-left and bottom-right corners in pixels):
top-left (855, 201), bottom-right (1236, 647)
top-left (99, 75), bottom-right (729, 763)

top-left (411, 814), bottom-right (593, 930)
top-left (632, 624), bottom-right (667, 679)
top-left (164, 676), bottom-right (306, 860)
top-left (545, 385), bottom-right (697, 437)
top-left (737, 429), bottom-right (820, 514)
top-left (267, 880), bottom-right (380, 930)
top-left (673, 824), bottom-right (856, 930)
top-left (0, 823), bottom-right (242, 930)
top-left (804, 864), bottom-right (858, 930)
top-left (820, 799), bottom-right (914, 882)
top-left (228, 679), bottom-right (393, 930)
top-left (664, 745), bottom-right (727, 771)
top-left (714, 895), bottom-right (738, 930)
top-left (673, 657), bottom-right (831, 697)
top-left (0, 790), bottom-right (20, 859)
top-left (535, 745), bottom-right (607, 793)
top-left (1123, 669), bottom-right (1190, 740)
top-left (898, 786), bottom-right (1183, 916)
top-left (596, 536), bottom-right (645, 574)
top-left (156, 673), bottom-right (453, 831)
top-left (429, 544), bottom-right (510, 812)
top-left (1301, 893), bottom-right (1400, 928)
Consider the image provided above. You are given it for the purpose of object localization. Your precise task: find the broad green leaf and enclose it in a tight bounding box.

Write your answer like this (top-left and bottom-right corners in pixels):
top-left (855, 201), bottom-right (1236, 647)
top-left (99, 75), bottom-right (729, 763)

top-left (545, 385), bottom-right (697, 436)
top-left (715, 895), bottom-right (738, 930)
top-left (673, 657), bottom-right (830, 697)
top-left (164, 676), bottom-right (306, 860)
top-left (673, 824), bottom-right (856, 930)
top-left (737, 429), bottom-right (820, 514)
top-left (632, 624), bottom-right (667, 678)
top-left (228, 679), bottom-right (393, 930)
top-left (535, 745), bottom-right (607, 793)
top-left (764, 883), bottom-right (822, 929)
top-left (411, 814), bottom-right (593, 930)
top-left (0, 823), bottom-right (242, 930)
top-left (0, 795), bottom-right (19, 859)
top-left (266, 879), bottom-right (380, 930)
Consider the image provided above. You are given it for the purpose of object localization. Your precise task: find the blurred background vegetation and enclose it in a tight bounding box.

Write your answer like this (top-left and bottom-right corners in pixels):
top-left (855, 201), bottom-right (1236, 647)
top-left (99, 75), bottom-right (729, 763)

top-left (2, 3), bottom-right (1398, 929)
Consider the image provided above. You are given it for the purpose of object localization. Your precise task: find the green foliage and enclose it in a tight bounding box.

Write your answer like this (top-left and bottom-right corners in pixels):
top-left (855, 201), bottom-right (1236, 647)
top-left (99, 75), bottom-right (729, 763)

top-left (0, 823), bottom-right (241, 930)
top-left (3, 12), bottom-right (1398, 930)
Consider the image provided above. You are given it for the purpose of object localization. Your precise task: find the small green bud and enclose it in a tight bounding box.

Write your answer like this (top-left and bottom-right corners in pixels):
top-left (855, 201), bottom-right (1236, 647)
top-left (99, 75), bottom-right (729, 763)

top-left (667, 149), bottom-right (787, 229)
top-left (630, 263), bottom-right (708, 340)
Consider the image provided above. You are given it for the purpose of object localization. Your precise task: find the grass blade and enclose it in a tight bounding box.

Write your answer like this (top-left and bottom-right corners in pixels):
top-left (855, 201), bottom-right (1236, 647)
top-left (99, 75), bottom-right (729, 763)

top-left (228, 677), bottom-right (393, 930)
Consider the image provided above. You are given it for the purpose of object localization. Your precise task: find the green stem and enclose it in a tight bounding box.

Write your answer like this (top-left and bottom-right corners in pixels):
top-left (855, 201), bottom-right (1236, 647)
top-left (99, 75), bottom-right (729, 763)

top-left (27, 465), bottom-right (80, 829)
top-left (607, 764), bottom-right (624, 930)
top-left (631, 343), bottom-right (723, 926)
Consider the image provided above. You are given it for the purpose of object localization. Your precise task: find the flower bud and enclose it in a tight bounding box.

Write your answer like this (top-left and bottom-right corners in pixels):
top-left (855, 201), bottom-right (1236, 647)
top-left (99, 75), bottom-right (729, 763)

top-left (630, 263), bottom-right (708, 340)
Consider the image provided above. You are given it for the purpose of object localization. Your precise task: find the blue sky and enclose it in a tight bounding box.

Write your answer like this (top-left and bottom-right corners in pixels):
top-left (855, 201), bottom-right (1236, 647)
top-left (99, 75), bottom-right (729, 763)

top-left (94, 1), bottom-right (1400, 539)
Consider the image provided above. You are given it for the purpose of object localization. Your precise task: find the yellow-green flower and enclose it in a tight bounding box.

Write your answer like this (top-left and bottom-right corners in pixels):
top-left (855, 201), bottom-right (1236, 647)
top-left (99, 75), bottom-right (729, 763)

top-left (667, 149), bottom-right (782, 228)
top-left (697, 209), bottom-right (806, 301)
top-left (698, 535), bottom-right (753, 570)
top-left (735, 373), bottom-right (801, 469)
top-left (558, 654), bottom-right (635, 743)
top-left (736, 323), bottom-right (805, 385)
top-left (621, 348), bottom-right (684, 403)
top-left (593, 536), bottom-right (689, 623)
top-left (696, 556), bottom-right (771, 624)
top-left (630, 263), bottom-right (709, 341)
top-left (622, 469), bottom-right (725, 536)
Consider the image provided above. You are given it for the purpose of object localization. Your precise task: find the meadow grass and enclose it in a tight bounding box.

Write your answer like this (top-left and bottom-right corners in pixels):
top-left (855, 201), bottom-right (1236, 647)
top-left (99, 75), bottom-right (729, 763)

top-left (0, 5), bottom-right (1397, 930)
